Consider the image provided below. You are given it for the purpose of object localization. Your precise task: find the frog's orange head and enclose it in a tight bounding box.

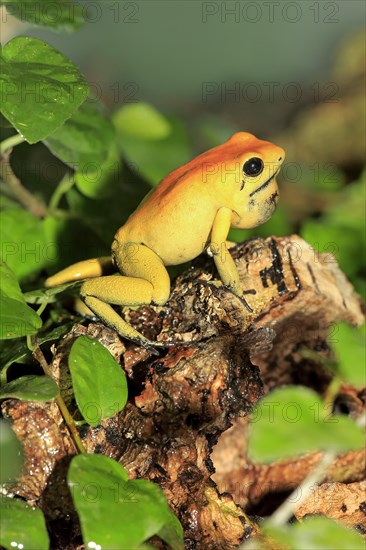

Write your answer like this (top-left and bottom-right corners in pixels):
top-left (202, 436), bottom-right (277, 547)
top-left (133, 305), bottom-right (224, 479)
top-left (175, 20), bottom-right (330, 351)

top-left (203, 132), bottom-right (285, 229)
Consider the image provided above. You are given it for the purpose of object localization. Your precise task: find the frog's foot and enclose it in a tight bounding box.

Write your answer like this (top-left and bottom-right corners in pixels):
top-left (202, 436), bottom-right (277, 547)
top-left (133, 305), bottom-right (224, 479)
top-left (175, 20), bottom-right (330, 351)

top-left (220, 286), bottom-right (253, 313)
top-left (74, 297), bottom-right (97, 319)
top-left (234, 292), bottom-right (253, 313)
top-left (131, 337), bottom-right (165, 356)
top-left (113, 330), bottom-right (197, 356)
top-left (201, 280), bottom-right (253, 313)
top-left (45, 256), bottom-right (114, 287)
top-left (132, 335), bottom-right (199, 354)
top-left (80, 274), bottom-right (172, 355)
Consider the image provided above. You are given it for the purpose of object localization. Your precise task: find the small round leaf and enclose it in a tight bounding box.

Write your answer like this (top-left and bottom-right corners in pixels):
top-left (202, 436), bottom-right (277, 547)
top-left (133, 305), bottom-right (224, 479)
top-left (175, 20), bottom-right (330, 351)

top-left (68, 336), bottom-right (128, 426)
top-left (0, 375), bottom-right (59, 401)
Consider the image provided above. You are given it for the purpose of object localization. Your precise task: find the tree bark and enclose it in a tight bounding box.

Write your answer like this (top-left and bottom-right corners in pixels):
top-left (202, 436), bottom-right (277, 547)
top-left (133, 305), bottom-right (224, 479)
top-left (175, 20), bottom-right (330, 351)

top-left (2, 236), bottom-right (364, 549)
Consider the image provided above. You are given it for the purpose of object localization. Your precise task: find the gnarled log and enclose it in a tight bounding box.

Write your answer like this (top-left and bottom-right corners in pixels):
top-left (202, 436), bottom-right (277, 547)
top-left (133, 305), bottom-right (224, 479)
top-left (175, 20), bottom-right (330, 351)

top-left (2, 236), bottom-right (364, 548)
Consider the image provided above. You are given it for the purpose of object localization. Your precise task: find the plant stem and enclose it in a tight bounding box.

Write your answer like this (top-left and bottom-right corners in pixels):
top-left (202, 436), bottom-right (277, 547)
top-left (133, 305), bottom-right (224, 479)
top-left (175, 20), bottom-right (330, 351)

top-left (49, 172), bottom-right (75, 212)
top-left (33, 345), bottom-right (87, 455)
top-left (268, 450), bottom-right (336, 527)
top-left (0, 149), bottom-right (47, 218)
top-left (26, 302), bottom-right (48, 352)
top-left (0, 134), bottom-right (26, 154)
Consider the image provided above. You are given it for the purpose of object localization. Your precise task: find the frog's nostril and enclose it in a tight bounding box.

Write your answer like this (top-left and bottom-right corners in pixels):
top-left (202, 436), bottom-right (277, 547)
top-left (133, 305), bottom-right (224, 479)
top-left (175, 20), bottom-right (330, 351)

top-left (278, 156), bottom-right (282, 161)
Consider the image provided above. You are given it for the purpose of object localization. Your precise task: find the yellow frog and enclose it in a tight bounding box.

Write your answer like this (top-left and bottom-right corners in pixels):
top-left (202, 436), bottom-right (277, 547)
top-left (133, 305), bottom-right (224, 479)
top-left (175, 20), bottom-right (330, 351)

top-left (46, 132), bottom-right (285, 349)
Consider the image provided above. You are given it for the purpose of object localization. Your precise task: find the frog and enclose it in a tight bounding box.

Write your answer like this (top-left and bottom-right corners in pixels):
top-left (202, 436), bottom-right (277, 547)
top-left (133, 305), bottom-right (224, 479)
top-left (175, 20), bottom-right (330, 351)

top-left (45, 132), bottom-right (285, 350)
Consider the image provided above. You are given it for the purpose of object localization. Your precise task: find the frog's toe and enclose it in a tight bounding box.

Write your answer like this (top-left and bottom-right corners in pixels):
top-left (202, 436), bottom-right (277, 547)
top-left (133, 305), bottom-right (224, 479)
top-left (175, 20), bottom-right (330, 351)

top-left (133, 337), bottom-right (167, 356)
top-left (237, 293), bottom-right (253, 313)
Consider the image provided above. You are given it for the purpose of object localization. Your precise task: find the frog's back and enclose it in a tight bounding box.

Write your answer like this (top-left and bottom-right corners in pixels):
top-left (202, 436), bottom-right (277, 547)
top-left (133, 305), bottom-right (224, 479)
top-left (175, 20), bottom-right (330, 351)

top-left (115, 170), bottom-right (218, 264)
top-left (114, 133), bottom-right (267, 265)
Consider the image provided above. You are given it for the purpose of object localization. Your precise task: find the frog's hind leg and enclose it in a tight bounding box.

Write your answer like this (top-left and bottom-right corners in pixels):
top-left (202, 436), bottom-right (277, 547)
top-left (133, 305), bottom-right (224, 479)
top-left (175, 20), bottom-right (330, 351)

top-left (80, 275), bottom-right (157, 346)
top-left (45, 256), bottom-right (114, 287)
top-left (80, 243), bottom-right (171, 349)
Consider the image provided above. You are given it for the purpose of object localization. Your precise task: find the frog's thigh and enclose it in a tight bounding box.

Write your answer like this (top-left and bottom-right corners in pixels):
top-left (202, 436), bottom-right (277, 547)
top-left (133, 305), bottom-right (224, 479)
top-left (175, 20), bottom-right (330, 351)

top-left (116, 242), bottom-right (170, 305)
top-left (80, 275), bottom-right (154, 342)
top-left (81, 276), bottom-right (153, 306)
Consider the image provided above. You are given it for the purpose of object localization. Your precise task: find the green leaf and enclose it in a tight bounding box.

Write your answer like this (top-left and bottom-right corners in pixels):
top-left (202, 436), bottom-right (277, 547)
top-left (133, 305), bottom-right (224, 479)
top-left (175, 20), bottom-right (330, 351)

top-left (0, 338), bottom-right (33, 378)
top-left (248, 386), bottom-right (364, 463)
top-left (331, 323), bottom-right (366, 387)
top-left (0, 495), bottom-right (49, 550)
top-left (0, 420), bottom-right (24, 483)
top-left (0, 374), bottom-right (59, 401)
top-left (75, 146), bottom-right (120, 199)
top-left (68, 454), bottom-right (183, 549)
top-left (301, 220), bottom-right (363, 279)
top-left (1, 257), bottom-right (25, 302)
top-left (0, 208), bottom-right (47, 281)
top-left (0, 36), bottom-right (88, 143)
top-left (68, 336), bottom-right (128, 426)
top-left (44, 103), bottom-right (116, 170)
top-left (263, 516), bottom-right (364, 550)
top-left (23, 282), bottom-right (80, 304)
top-left (0, 192), bottom-right (19, 210)
top-left (2, 0), bottom-right (85, 32)
top-left (0, 260), bottom-right (42, 339)
top-left (325, 172), bottom-right (366, 230)
top-left (113, 102), bottom-right (171, 140)
top-left (115, 114), bottom-right (191, 186)
top-left (299, 162), bottom-right (345, 192)
top-left (0, 321), bottom-right (75, 378)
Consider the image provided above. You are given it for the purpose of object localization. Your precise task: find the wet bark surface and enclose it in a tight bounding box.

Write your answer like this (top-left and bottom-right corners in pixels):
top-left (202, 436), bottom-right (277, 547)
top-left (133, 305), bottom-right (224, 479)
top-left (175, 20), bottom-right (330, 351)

top-left (2, 236), bottom-right (365, 549)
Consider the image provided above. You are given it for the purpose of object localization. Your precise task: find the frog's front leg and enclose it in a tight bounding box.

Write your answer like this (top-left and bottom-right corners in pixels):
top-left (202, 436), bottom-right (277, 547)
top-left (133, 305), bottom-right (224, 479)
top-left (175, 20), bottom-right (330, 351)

top-left (208, 207), bottom-right (243, 297)
top-left (80, 242), bottom-right (170, 349)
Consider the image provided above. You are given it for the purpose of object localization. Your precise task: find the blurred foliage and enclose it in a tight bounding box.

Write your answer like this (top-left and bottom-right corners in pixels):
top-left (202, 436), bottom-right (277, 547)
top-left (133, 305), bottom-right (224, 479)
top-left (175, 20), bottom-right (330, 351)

top-left (0, 495), bottom-right (49, 550)
top-left (0, 419), bottom-right (23, 484)
top-left (0, 260), bottom-right (42, 338)
top-left (331, 322), bottom-right (366, 388)
top-left (1, 0), bottom-right (85, 32)
top-left (0, 374), bottom-right (59, 401)
top-left (256, 516), bottom-right (365, 550)
top-left (68, 454), bottom-right (183, 550)
top-left (248, 386), bottom-right (364, 464)
top-left (114, 108), bottom-right (191, 186)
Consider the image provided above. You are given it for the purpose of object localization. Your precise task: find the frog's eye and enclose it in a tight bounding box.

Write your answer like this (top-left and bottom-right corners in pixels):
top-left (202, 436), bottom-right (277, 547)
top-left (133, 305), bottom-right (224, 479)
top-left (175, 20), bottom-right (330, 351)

top-left (243, 157), bottom-right (264, 177)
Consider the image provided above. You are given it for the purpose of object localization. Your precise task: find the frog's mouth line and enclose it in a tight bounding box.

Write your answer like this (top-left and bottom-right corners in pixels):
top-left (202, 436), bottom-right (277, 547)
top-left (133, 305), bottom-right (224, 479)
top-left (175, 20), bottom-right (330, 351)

top-left (249, 173), bottom-right (277, 197)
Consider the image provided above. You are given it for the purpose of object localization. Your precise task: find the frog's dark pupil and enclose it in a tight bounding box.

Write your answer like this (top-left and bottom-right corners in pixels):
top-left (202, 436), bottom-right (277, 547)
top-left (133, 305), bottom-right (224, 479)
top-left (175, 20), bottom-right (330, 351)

top-left (243, 157), bottom-right (264, 177)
